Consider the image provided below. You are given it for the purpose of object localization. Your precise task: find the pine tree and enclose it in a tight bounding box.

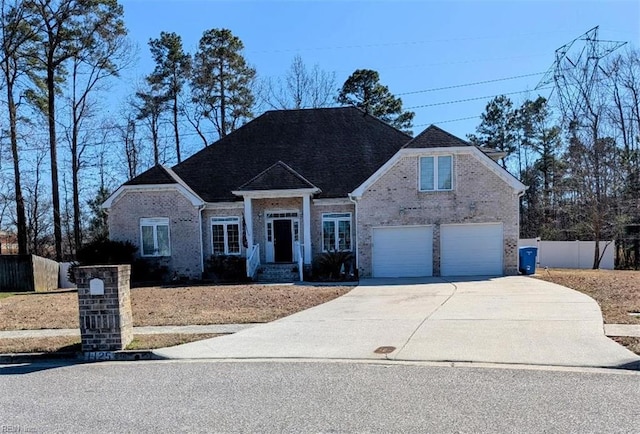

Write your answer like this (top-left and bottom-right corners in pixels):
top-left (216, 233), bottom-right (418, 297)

top-left (337, 69), bottom-right (414, 134)
top-left (191, 28), bottom-right (255, 139)
top-left (147, 32), bottom-right (191, 162)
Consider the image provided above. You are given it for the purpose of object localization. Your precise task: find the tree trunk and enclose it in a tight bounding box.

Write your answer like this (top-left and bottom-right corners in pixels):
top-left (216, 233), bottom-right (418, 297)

top-left (48, 65), bottom-right (63, 261)
top-left (219, 64), bottom-right (226, 137)
top-left (72, 133), bottom-right (81, 254)
top-left (592, 238), bottom-right (601, 269)
top-left (173, 93), bottom-right (181, 163)
top-left (152, 114), bottom-right (159, 165)
top-left (6, 71), bottom-right (27, 254)
top-left (71, 63), bottom-right (81, 255)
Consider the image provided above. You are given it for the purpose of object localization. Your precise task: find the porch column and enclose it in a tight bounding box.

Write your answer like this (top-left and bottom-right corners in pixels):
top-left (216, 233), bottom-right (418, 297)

top-left (244, 197), bottom-right (253, 248)
top-left (303, 194), bottom-right (312, 264)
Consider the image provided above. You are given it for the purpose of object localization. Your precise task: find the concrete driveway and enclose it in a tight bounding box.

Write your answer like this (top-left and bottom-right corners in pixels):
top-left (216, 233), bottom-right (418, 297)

top-left (154, 276), bottom-right (640, 369)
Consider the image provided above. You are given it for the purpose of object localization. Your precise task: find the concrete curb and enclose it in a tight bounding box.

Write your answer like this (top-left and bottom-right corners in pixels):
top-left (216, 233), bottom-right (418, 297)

top-left (0, 350), bottom-right (162, 365)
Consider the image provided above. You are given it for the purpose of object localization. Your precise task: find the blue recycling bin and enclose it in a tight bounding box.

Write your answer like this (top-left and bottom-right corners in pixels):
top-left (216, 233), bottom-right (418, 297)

top-left (519, 246), bottom-right (537, 275)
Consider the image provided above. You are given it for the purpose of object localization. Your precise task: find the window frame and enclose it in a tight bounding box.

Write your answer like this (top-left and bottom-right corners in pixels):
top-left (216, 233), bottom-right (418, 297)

top-left (211, 216), bottom-right (241, 256)
top-left (419, 155), bottom-right (454, 192)
top-left (140, 217), bottom-right (171, 257)
top-left (321, 213), bottom-right (352, 252)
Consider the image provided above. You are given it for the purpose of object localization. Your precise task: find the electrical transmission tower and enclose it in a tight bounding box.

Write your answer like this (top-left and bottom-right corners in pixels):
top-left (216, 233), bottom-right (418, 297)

top-left (536, 26), bottom-right (627, 126)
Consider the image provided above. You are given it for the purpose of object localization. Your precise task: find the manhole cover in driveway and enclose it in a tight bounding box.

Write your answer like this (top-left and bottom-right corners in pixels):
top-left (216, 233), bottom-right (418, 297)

top-left (374, 346), bottom-right (396, 354)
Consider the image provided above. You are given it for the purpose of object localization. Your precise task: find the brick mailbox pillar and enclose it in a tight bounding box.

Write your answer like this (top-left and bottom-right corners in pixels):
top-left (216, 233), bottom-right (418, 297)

top-left (75, 265), bottom-right (133, 352)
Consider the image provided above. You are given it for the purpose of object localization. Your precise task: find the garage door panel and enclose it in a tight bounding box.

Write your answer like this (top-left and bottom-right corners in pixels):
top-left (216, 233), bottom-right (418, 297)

top-left (372, 226), bottom-right (433, 277)
top-left (441, 223), bottom-right (503, 276)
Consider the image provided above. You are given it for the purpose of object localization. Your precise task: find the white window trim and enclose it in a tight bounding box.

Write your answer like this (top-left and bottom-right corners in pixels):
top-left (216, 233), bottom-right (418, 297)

top-left (211, 216), bottom-right (242, 256)
top-left (322, 213), bottom-right (352, 252)
top-left (140, 217), bottom-right (171, 257)
top-left (419, 155), bottom-right (454, 192)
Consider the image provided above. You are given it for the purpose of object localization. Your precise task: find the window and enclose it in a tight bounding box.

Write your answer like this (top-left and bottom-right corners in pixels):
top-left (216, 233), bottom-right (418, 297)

top-left (140, 218), bottom-right (170, 257)
top-left (211, 217), bottom-right (240, 255)
top-left (420, 155), bottom-right (453, 191)
top-left (322, 213), bottom-right (351, 251)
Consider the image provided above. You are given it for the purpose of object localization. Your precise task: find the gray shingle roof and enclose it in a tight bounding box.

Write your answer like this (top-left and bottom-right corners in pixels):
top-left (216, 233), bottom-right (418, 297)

top-left (166, 106), bottom-right (411, 202)
top-left (125, 165), bottom-right (177, 186)
top-left (237, 161), bottom-right (318, 191)
top-left (403, 125), bottom-right (471, 149)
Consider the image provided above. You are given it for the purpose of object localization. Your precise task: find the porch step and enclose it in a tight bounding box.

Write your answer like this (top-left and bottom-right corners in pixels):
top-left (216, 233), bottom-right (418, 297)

top-left (257, 263), bottom-right (300, 283)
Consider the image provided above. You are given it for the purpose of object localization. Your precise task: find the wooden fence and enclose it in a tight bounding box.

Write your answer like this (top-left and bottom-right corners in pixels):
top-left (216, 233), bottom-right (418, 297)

top-left (0, 255), bottom-right (60, 292)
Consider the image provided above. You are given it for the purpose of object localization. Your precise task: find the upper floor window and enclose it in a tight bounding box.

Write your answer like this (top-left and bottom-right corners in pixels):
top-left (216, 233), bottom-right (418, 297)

top-left (420, 155), bottom-right (453, 191)
top-left (140, 217), bottom-right (171, 257)
top-left (212, 217), bottom-right (241, 255)
top-left (322, 213), bottom-right (351, 251)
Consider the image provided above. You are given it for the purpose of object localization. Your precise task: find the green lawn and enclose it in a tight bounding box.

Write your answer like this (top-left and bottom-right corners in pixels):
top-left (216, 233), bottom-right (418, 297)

top-left (0, 292), bottom-right (15, 300)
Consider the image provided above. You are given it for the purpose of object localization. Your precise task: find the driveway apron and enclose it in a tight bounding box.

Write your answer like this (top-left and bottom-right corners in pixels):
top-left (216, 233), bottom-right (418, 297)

top-left (154, 276), bottom-right (640, 368)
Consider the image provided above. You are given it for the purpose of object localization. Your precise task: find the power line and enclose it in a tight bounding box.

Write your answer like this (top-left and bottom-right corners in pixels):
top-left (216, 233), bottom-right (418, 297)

top-left (247, 31), bottom-right (570, 54)
top-left (405, 87), bottom-right (553, 110)
top-left (397, 72), bottom-right (547, 96)
top-left (413, 116), bottom-right (481, 128)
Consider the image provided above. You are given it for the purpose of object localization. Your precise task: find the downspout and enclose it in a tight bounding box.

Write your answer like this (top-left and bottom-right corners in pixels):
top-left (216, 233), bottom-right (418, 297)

top-left (199, 204), bottom-right (205, 275)
top-left (348, 193), bottom-right (359, 275)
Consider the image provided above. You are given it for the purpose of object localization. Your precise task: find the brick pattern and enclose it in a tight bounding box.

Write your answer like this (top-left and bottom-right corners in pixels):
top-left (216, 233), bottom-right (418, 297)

top-left (252, 197), bottom-right (302, 262)
top-left (75, 265), bottom-right (133, 352)
top-left (108, 190), bottom-right (202, 279)
top-left (356, 153), bottom-right (520, 277)
top-left (310, 202), bottom-right (356, 257)
top-left (202, 206), bottom-right (244, 259)
top-left (110, 153), bottom-right (523, 280)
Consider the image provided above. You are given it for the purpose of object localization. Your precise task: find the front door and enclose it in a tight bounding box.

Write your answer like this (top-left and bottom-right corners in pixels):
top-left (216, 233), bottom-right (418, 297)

top-left (273, 219), bottom-right (293, 262)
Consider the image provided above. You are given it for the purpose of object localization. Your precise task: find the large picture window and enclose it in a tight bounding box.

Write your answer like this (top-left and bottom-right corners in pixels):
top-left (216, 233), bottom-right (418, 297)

top-left (420, 155), bottom-right (453, 191)
top-left (322, 213), bottom-right (352, 251)
top-left (212, 217), bottom-right (241, 255)
top-left (140, 217), bottom-right (171, 257)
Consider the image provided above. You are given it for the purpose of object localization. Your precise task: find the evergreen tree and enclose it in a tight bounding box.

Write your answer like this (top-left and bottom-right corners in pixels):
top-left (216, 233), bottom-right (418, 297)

top-left (467, 95), bottom-right (517, 170)
top-left (147, 31), bottom-right (191, 162)
top-left (337, 69), bottom-right (414, 133)
top-left (191, 28), bottom-right (255, 139)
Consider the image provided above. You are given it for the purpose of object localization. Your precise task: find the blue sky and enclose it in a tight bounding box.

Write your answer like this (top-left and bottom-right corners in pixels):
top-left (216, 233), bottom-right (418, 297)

top-left (117, 0), bottom-right (639, 143)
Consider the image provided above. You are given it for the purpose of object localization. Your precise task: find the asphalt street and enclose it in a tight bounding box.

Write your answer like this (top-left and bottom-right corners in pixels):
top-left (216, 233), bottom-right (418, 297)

top-left (1, 360), bottom-right (639, 433)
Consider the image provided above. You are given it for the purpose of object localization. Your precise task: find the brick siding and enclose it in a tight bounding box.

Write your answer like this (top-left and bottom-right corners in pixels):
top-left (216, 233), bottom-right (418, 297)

top-left (108, 190), bottom-right (202, 279)
top-left (356, 152), bottom-right (520, 277)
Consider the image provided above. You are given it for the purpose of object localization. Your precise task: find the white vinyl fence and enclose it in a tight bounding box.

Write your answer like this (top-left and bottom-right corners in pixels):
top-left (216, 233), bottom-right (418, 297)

top-left (518, 239), bottom-right (615, 270)
top-left (59, 262), bottom-right (77, 288)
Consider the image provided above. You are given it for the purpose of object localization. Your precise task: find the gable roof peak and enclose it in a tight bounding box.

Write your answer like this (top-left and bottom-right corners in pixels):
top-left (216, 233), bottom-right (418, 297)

top-left (403, 124), bottom-right (471, 149)
top-left (236, 160), bottom-right (319, 192)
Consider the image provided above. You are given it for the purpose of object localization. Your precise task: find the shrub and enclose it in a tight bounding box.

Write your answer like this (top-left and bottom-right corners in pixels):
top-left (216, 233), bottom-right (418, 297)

top-left (205, 255), bottom-right (249, 282)
top-left (68, 238), bottom-right (137, 283)
top-left (130, 258), bottom-right (170, 286)
top-left (310, 250), bottom-right (355, 281)
top-left (76, 236), bottom-right (137, 265)
top-left (70, 238), bottom-right (171, 285)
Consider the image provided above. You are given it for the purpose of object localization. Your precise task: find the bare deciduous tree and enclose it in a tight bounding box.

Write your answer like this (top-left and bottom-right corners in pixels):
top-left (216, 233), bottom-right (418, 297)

top-left (258, 55), bottom-right (336, 110)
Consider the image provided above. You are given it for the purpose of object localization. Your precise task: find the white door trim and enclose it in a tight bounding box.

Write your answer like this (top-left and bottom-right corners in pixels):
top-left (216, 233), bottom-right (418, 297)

top-left (265, 210), bottom-right (300, 263)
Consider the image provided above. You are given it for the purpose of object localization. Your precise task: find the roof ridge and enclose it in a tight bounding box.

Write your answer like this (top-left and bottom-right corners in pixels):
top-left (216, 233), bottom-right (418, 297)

top-left (237, 160), bottom-right (318, 191)
top-left (162, 165), bottom-right (205, 202)
top-left (402, 124), bottom-right (470, 149)
top-left (275, 161), bottom-right (319, 189)
top-left (429, 124), bottom-right (470, 145)
top-left (346, 105), bottom-right (414, 139)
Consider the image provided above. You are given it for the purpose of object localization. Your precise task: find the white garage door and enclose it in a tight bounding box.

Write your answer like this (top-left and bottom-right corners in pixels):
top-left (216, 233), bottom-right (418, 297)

top-left (441, 223), bottom-right (503, 276)
top-left (372, 226), bottom-right (433, 277)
